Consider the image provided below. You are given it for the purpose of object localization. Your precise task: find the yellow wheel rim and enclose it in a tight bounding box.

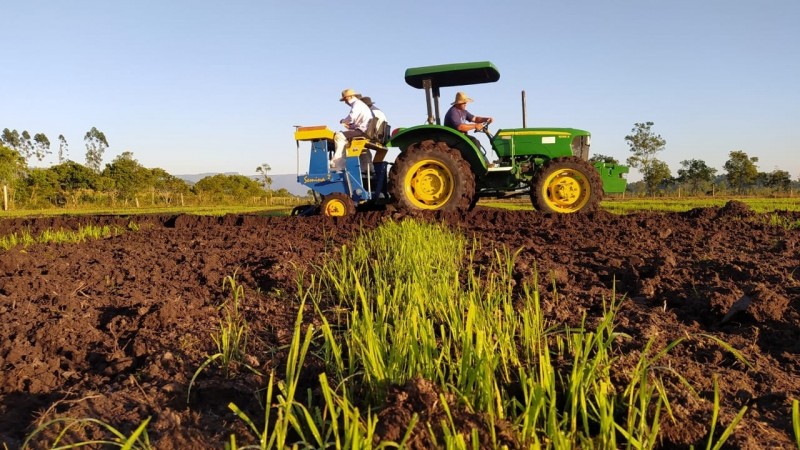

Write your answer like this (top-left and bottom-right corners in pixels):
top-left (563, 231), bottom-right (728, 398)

top-left (323, 198), bottom-right (348, 216)
top-left (542, 169), bottom-right (591, 213)
top-left (404, 159), bottom-right (454, 209)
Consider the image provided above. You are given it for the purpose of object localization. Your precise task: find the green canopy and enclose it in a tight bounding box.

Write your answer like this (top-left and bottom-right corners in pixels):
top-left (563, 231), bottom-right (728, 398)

top-left (404, 61), bottom-right (500, 89)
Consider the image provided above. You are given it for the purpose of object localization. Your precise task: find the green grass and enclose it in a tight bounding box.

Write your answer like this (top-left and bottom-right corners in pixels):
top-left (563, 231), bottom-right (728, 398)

top-left (0, 222), bottom-right (135, 251)
top-left (0, 204), bottom-right (295, 219)
top-left (3, 195), bottom-right (796, 219)
top-left (480, 196), bottom-right (800, 214)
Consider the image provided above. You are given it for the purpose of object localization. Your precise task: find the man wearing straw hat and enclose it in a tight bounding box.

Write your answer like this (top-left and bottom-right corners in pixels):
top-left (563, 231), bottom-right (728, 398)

top-left (332, 88), bottom-right (372, 170)
top-left (444, 91), bottom-right (493, 148)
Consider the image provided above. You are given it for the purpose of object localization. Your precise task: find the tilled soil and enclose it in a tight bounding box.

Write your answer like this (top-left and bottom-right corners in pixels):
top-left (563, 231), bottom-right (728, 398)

top-left (0, 202), bottom-right (798, 449)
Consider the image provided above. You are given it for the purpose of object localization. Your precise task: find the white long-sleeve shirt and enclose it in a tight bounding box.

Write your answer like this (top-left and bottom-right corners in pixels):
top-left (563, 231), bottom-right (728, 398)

top-left (371, 106), bottom-right (387, 124)
top-left (341, 99), bottom-right (373, 132)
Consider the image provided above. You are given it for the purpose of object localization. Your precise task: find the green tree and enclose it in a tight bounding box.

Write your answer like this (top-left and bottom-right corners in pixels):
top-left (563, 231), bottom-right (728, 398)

top-left (21, 168), bottom-right (60, 206)
top-left (20, 130), bottom-right (33, 161)
top-left (58, 134), bottom-right (69, 163)
top-left (49, 161), bottom-right (99, 205)
top-left (643, 159), bottom-right (673, 195)
top-left (676, 159), bottom-right (717, 195)
top-left (625, 121), bottom-right (667, 195)
top-left (150, 168), bottom-right (190, 204)
top-left (256, 163), bottom-right (272, 190)
top-left (1, 144), bottom-right (27, 208)
top-left (256, 163), bottom-right (273, 203)
top-left (0, 144), bottom-right (26, 187)
top-left (50, 160), bottom-right (99, 191)
top-left (723, 150), bottom-right (759, 193)
top-left (84, 127), bottom-right (109, 172)
top-left (1, 129), bottom-right (21, 151)
top-left (33, 133), bottom-right (51, 162)
top-left (102, 151), bottom-right (152, 203)
top-left (193, 174), bottom-right (265, 202)
top-left (589, 154), bottom-right (620, 164)
top-left (765, 169), bottom-right (791, 192)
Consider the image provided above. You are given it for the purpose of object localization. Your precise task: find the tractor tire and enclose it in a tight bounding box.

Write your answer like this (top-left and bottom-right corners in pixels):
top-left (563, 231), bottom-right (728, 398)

top-left (531, 156), bottom-right (603, 214)
top-left (389, 140), bottom-right (476, 212)
top-left (320, 193), bottom-right (355, 217)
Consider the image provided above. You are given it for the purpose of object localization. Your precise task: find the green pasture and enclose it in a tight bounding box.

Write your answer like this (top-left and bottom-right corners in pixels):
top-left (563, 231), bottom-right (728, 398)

top-left (482, 196), bottom-right (800, 214)
top-left (0, 204), bottom-right (295, 219)
top-left (1, 195), bottom-right (798, 220)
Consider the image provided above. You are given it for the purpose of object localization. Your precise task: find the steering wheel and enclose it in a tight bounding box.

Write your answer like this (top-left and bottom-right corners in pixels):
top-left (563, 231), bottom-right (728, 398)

top-left (475, 120), bottom-right (494, 140)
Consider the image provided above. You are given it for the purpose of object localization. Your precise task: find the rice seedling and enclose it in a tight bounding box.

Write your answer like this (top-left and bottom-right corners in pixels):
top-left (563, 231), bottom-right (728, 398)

top-left (0, 229), bottom-right (35, 250)
top-left (213, 217), bottom-right (760, 448)
top-left (21, 416), bottom-right (152, 449)
top-left (793, 399), bottom-right (800, 449)
top-left (188, 273), bottom-right (260, 403)
top-left (306, 218), bottom-right (694, 448)
top-left (0, 223), bottom-right (131, 251)
top-left (760, 213), bottom-right (800, 230)
top-left (698, 376), bottom-right (748, 450)
top-left (226, 295), bottom-right (412, 449)
top-left (308, 217), bottom-right (778, 449)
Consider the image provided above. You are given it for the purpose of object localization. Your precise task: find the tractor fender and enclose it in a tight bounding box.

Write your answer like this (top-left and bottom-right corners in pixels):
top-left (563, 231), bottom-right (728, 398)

top-left (388, 125), bottom-right (489, 172)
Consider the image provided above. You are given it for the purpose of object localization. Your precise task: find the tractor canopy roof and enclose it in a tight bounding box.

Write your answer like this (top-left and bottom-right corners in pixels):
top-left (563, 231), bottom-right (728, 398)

top-left (404, 61), bottom-right (500, 89)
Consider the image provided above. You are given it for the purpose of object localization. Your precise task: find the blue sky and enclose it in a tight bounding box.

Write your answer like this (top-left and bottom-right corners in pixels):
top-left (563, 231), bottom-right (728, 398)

top-left (2, 0), bottom-right (798, 181)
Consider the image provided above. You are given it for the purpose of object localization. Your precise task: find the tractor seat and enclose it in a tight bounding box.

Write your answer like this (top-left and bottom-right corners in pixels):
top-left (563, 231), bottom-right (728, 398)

top-left (364, 117), bottom-right (391, 145)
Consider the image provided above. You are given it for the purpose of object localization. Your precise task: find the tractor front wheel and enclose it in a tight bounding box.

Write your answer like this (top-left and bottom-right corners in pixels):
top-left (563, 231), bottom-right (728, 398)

top-left (531, 157), bottom-right (603, 214)
top-left (321, 193), bottom-right (355, 217)
top-left (389, 140), bottom-right (475, 211)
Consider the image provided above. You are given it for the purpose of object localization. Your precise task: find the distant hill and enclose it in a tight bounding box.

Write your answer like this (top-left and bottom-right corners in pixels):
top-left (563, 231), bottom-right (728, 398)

top-left (175, 172), bottom-right (308, 196)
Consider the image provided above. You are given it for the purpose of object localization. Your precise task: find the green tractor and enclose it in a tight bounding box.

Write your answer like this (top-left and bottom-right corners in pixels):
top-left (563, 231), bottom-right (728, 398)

top-left (387, 61), bottom-right (628, 213)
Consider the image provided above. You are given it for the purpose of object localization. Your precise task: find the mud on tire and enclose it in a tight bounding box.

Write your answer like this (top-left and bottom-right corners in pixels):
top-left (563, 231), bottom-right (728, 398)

top-left (389, 140), bottom-right (476, 212)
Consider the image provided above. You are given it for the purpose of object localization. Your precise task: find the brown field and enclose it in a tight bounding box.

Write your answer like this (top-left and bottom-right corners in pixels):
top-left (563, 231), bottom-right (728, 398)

top-left (1, 202), bottom-right (798, 449)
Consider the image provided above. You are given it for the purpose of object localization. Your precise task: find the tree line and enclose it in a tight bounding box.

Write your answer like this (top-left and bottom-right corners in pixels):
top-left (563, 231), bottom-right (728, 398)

top-left (0, 127), bottom-right (299, 210)
top-left (590, 121), bottom-right (799, 196)
top-left (2, 123), bottom-right (796, 209)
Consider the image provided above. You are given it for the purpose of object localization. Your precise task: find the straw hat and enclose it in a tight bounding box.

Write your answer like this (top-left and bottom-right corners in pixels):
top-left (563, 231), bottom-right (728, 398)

top-left (340, 88), bottom-right (358, 101)
top-left (451, 92), bottom-right (473, 105)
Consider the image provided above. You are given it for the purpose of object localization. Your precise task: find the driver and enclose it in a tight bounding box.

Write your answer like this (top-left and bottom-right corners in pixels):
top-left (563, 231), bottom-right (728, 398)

top-left (443, 91), bottom-right (493, 148)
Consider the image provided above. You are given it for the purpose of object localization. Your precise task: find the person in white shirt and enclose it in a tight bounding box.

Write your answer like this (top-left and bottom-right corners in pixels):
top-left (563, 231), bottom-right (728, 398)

top-left (360, 96), bottom-right (387, 125)
top-left (358, 96), bottom-right (391, 197)
top-left (332, 89), bottom-right (372, 170)
top-left (357, 96), bottom-right (390, 167)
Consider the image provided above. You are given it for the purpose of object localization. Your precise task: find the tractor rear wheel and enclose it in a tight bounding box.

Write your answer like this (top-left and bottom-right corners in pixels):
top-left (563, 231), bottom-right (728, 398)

top-left (531, 157), bottom-right (603, 214)
top-left (389, 140), bottom-right (475, 211)
top-left (321, 193), bottom-right (355, 217)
